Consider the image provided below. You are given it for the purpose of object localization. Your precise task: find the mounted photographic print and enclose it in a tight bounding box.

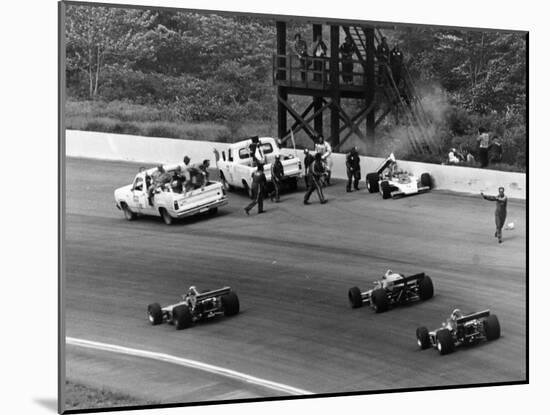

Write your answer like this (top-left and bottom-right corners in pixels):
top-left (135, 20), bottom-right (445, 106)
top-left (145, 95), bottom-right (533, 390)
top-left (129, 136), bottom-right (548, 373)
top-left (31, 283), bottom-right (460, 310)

top-left (59, 0), bottom-right (527, 413)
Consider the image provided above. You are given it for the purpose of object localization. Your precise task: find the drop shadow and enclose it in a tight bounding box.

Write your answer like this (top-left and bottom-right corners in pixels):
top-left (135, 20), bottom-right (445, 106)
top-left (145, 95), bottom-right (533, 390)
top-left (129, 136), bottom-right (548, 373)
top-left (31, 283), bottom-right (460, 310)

top-left (34, 398), bottom-right (58, 413)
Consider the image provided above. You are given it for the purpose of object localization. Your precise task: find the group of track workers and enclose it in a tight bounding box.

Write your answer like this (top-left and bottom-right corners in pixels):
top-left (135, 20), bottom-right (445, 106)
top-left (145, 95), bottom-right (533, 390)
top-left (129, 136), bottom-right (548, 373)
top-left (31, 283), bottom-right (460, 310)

top-left (240, 135), bottom-right (509, 244)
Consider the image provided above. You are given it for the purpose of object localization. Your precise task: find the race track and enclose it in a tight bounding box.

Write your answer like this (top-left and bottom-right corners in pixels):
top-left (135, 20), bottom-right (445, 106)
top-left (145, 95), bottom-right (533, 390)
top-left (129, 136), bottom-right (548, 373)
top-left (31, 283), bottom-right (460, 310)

top-left (63, 157), bottom-right (527, 407)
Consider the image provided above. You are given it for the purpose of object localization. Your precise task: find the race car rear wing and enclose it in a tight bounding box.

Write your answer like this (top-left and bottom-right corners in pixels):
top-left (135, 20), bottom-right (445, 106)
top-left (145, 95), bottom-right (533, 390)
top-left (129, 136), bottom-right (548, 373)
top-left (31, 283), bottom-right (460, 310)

top-left (393, 272), bottom-right (426, 286)
top-left (375, 153), bottom-right (397, 175)
top-left (196, 287), bottom-right (232, 301)
top-left (456, 309), bottom-right (491, 324)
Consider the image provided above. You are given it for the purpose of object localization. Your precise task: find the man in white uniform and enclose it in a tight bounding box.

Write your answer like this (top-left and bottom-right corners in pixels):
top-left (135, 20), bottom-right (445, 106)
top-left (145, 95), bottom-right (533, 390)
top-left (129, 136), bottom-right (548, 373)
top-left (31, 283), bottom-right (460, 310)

top-left (314, 135), bottom-right (333, 185)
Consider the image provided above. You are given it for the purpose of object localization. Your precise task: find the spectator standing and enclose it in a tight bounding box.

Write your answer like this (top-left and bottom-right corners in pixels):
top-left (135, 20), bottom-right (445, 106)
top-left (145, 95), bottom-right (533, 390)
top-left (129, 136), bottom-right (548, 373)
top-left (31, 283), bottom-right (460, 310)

top-left (293, 33), bottom-right (309, 82)
top-left (303, 148), bottom-right (315, 188)
top-left (312, 34), bottom-right (328, 82)
top-left (477, 127), bottom-right (490, 167)
top-left (339, 36), bottom-right (354, 84)
top-left (376, 37), bottom-right (390, 85)
top-left (389, 44), bottom-right (404, 87)
top-left (481, 187), bottom-right (508, 243)
top-left (304, 153), bottom-right (327, 205)
top-left (244, 164), bottom-right (267, 215)
top-left (345, 146), bottom-right (361, 192)
top-left (489, 137), bottom-right (503, 164)
top-left (269, 155), bottom-right (284, 203)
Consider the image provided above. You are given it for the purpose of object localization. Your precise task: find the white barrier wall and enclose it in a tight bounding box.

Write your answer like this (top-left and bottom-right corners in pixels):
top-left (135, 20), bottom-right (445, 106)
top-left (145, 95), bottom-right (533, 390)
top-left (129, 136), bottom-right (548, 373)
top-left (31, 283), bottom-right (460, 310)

top-left (66, 130), bottom-right (526, 199)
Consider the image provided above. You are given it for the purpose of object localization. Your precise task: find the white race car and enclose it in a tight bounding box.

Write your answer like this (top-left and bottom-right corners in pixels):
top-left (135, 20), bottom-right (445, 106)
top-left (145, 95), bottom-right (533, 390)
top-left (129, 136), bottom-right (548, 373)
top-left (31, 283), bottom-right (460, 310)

top-left (365, 153), bottom-right (432, 199)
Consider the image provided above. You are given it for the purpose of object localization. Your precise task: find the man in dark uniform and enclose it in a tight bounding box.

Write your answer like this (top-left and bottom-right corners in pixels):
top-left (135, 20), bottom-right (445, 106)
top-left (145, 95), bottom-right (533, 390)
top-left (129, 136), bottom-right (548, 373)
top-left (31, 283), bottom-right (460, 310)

top-left (304, 153), bottom-right (327, 205)
top-left (244, 164), bottom-right (267, 215)
top-left (346, 146), bottom-right (361, 192)
top-left (481, 187), bottom-right (508, 243)
top-left (389, 44), bottom-right (404, 87)
top-left (376, 37), bottom-right (390, 85)
top-left (339, 36), bottom-right (354, 84)
top-left (294, 33), bottom-right (309, 82)
top-left (303, 148), bottom-right (315, 188)
top-left (269, 154), bottom-right (284, 203)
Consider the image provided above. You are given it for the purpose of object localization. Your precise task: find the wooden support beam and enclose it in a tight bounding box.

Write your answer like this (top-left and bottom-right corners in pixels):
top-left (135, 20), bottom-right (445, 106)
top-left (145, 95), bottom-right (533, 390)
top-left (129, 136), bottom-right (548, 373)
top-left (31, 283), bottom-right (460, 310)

top-left (281, 99), bottom-right (333, 143)
top-left (330, 25), bottom-right (340, 147)
top-left (276, 22), bottom-right (287, 140)
top-left (364, 27), bottom-right (375, 141)
top-left (277, 93), bottom-right (317, 141)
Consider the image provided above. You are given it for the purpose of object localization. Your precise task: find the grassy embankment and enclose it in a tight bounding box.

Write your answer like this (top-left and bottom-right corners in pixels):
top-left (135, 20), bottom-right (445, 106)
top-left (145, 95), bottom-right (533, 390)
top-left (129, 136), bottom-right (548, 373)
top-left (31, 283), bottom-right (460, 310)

top-left (65, 380), bottom-right (157, 411)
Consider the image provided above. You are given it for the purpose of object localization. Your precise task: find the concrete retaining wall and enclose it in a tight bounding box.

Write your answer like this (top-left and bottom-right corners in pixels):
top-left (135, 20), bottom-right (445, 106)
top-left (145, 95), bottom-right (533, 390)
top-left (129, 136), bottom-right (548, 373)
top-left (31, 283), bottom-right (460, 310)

top-left (65, 130), bottom-right (526, 199)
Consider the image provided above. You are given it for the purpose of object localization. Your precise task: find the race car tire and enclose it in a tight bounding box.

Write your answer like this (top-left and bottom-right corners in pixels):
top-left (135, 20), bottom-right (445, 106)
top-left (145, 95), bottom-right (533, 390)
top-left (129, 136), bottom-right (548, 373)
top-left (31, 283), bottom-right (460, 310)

top-left (436, 329), bottom-right (455, 355)
top-left (147, 303), bottom-right (163, 325)
top-left (371, 288), bottom-right (389, 313)
top-left (380, 181), bottom-right (392, 199)
top-left (219, 172), bottom-right (234, 192)
top-left (173, 305), bottom-right (193, 330)
top-left (484, 314), bottom-right (501, 341)
top-left (420, 173), bottom-right (432, 189)
top-left (348, 287), bottom-right (363, 308)
top-left (160, 208), bottom-right (173, 225)
top-left (366, 173), bottom-right (379, 193)
top-left (418, 275), bottom-right (434, 301)
top-left (416, 326), bottom-right (430, 349)
top-left (222, 292), bottom-right (240, 316)
top-left (121, 203), bottom-right (137, 221)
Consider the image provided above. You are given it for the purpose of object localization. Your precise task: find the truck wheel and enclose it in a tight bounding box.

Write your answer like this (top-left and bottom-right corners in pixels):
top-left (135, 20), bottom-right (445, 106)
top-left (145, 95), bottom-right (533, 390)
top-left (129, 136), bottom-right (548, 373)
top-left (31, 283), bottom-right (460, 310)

top-left (371, 288), bottom-right (389, 313)
top-left (121, 203), bottom-right (137, 221)
top-left (147, 303), bottom-right (163, 325)
top-left (420, 173), bottom-right (432, 189)
top-left (159, 208), bottom-right (173, 225)
top-left (348, 287), bottom-right (363, 308)
top-left (243, 181), bottom-right (253, 199)
top-left (172, 305), bottom-right (193, 330)
top-left (436, 329), bottom-right (454, 355)
top-left (416, 326), bottom-right (430, 349)
top-left (484, 314), bottom-right (501, 341)
top-left (366, 173), bottom-right (379, 193)
top-left (380, 181), bottom-right (392, 199)
top-left (221, 292), bottom-right (240, 316)
top-left (418, 275), bottom-right (434, 301)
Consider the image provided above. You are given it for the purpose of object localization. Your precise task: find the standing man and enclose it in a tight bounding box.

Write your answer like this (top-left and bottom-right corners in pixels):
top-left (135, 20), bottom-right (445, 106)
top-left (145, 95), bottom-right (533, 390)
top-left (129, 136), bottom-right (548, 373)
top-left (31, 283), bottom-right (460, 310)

top-left (294, 33), bottom-right (309, 82)
top-left (244, 164), bottom-right (267, 215)
top-left (314, 135), bottom-right (333, 185)
top-left (481, 187), bottom-right (508, 243)
top-left (269, 154), bottom-right (284, 203)
top-left (376, 36), bottom-right (390, 85)
top-left (346, 146), bottom-right (361, 192)
top-left (304, 153), bottom-right (327, 205)
top-left (339, 36), bottom-right (354, 84)
top-left (312, 34), bottom-right (328, 82)
top-left (477, 127), bottom-right (490, 168)
top-left (389, 44), bottom-right (404, 87)
top-left (303, 148), bottom-right (315, 188)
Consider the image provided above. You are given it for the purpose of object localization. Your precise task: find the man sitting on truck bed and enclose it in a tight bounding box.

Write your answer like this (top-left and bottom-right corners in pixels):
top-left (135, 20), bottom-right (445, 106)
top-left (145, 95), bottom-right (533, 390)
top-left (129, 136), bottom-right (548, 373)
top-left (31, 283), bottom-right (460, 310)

top-left (148, 165), bottom-right (172, 206)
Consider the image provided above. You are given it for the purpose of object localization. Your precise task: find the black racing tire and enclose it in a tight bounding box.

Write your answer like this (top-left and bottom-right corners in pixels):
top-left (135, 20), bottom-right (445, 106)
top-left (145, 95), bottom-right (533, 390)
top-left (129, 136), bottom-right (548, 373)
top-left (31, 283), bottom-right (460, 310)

top-left (208, 207), bottom-right (218, 216)
top-left (416, 326), bottom-right (430, 349)
top-left (380, 181), bottom-right (392, 199)
top-left (418, 275), bottom-right (434, 301)
top-left (484, 314), bottom-right (501, 341)
top-left (172, 305), bottom-right (193, 330)
top-left (436, 329), bottom-right (455, 355)
top-left (121, 203), bottom-right (137, 221)
top-left (371, 288), bottom-right (389, 313)
top-left (366, 173), bottom-right (379, 193)
top-left (147, 303), bottom-right (163, 325)
top-left (159, 208), bottom-right (173, 225)
top-left (222, 292), bottom-right (240, 316)
top-left (348, 286), bottom-right (363, 309)
top-left (243, 181), bottom-right (253, 199)
top-left (420, 173), bottom-right (432, 189)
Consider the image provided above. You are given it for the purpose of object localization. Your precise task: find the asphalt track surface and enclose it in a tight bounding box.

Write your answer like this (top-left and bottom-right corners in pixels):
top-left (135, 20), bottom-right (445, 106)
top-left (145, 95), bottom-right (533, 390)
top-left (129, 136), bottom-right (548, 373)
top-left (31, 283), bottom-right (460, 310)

top-left (64, 157), bottom-right (527, 408)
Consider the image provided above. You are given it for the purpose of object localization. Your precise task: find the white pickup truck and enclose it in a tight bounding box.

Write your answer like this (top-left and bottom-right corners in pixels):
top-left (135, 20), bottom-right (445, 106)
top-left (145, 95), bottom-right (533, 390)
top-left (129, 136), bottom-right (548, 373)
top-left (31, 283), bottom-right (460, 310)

top-left (114, 165), bottom-right (228, 225)
top-left (215, 136), bottom-right (302, 197)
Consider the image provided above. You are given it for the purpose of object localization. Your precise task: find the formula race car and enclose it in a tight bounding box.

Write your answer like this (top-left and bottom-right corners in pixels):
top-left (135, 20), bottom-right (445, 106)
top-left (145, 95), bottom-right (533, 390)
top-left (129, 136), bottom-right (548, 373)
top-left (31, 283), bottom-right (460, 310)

top-left (365, 153), bottom-right (432, 199)
top-left (147, 286), bottom-right (240, 330)
top-left (348, 270), bottom-right (434, 313)
top-left (416, 308), bottom-right (501, 355)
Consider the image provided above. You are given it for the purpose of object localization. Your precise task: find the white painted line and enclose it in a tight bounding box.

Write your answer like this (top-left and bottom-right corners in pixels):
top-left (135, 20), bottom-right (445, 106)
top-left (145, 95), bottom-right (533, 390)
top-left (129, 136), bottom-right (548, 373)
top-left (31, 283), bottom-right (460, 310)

top-left (67, 337), bottom-right (313, 396)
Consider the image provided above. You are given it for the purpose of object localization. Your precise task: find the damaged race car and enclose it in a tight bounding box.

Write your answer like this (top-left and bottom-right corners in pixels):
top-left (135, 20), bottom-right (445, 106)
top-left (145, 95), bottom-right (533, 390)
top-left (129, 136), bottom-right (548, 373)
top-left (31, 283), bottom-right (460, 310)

top-left (365, 153), bottom-right (432, 199)
top-left (348, 270), bottom-right (434, 313)
top-left (147, 286), bottom-right (240, 330)
top-left (416, 308), bottom-right (501, 355)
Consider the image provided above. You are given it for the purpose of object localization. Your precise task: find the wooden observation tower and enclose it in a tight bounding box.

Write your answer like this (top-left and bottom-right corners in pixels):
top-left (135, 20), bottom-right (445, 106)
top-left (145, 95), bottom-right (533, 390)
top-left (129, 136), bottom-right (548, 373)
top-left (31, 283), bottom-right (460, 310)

top-left (273, 22), bottom-right (437, 154)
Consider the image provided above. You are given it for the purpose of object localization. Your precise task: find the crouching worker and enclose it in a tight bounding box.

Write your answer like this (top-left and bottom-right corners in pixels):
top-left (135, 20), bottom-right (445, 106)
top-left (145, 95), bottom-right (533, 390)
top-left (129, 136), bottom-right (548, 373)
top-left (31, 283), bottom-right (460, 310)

top-left (147, 164), bottom-right (172, 206)
top-left (303, 153), bottom-right (327, 205)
